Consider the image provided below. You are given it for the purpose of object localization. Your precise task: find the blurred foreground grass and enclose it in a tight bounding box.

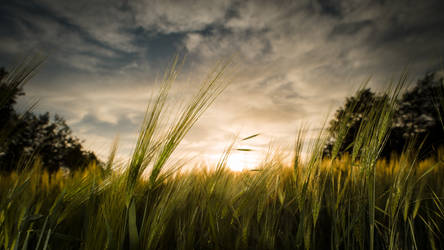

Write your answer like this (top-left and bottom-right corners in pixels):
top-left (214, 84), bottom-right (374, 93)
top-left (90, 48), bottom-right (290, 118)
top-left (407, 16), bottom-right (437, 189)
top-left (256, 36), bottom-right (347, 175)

top-left (2, 150), bottom-right (443, 250)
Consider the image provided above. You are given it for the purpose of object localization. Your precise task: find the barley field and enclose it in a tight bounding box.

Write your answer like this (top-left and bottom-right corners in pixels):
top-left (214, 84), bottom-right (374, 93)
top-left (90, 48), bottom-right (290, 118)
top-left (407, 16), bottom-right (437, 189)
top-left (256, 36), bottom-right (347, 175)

top-left (1, 61), bottom-right (443, 250)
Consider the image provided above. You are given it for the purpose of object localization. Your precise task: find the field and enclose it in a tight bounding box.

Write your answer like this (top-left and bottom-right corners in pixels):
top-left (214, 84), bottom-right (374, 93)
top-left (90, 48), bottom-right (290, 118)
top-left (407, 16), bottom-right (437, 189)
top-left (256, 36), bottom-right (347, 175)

top-left (1, 61), bottom-right (444, 250)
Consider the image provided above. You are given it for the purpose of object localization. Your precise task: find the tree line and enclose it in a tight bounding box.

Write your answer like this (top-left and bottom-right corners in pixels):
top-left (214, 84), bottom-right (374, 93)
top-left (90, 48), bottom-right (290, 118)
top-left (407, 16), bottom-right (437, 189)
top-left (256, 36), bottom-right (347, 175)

top-left (324, 71), bottom-right (444, 159)
top-left (0, 62), bottom-right (98, 172)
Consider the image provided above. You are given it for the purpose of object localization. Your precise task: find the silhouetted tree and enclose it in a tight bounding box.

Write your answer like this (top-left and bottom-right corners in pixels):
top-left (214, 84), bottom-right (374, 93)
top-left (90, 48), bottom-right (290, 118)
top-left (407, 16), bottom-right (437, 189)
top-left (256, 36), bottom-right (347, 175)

top-left (0, 67), bottom-right (98, 172)
top-left (0, 67), bottom-right (24, 130)
top-left (324, 72), bottom-right (444, 158)
top-left (392, 72), bottom-right (444, 156)
top-left (324, 89), bottom-right (391, 157)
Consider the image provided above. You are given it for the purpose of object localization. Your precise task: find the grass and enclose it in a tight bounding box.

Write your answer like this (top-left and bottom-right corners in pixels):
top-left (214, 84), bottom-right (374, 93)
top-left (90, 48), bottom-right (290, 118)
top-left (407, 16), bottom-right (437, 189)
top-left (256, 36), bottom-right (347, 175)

top-left (0, 59), bottom-right (443, 249)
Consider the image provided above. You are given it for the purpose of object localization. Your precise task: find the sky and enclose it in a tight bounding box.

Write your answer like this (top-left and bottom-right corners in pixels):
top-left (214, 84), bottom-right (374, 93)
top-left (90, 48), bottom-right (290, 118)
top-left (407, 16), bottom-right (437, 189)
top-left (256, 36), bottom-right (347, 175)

top-left (1, 0), bottom-right (444, 170)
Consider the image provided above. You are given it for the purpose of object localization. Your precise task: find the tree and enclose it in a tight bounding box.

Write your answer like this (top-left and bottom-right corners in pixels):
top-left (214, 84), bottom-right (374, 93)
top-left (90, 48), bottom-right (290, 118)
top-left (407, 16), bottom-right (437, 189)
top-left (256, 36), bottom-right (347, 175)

top-left (0, 67), bottom-right (24, 130)
top-left (0, 66), bottom-right (98, 172)
top-left (1, 112), bottom-right (98, 172)
top-left (393, 72), bottom-right (444, 156)
top-left (324, 72), bottom-right (444, 158)
top-left (324, 88), bottom-right (391, 157)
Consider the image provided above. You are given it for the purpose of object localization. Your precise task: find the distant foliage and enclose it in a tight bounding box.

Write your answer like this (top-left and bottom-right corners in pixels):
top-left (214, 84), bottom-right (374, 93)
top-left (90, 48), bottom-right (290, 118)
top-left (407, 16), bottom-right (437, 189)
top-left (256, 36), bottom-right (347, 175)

top-left (393, 73), bottom-right (444, 154)
top-left (325, 72), bottom-right (444, 158)
top-left (325, 89), bottom-right (391, 156)
top-left (0, 67), bottom-right (24, 130)
top-left (0, 66), bottom-right (98, 172)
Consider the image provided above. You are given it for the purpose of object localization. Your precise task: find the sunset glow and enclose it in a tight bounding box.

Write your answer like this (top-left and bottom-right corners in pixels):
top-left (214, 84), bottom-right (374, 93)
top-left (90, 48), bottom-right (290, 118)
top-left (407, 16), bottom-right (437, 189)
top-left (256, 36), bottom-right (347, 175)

top-left (2, 1), bottom-right (444, 249)
top-left (1, 0), bottom-right (443, 165)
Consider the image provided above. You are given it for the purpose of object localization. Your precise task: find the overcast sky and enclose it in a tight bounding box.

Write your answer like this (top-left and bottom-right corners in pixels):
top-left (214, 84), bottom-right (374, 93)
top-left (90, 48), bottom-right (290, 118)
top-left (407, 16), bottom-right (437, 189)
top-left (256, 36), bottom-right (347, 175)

top-left (1, 0), bottom-right (444, 169)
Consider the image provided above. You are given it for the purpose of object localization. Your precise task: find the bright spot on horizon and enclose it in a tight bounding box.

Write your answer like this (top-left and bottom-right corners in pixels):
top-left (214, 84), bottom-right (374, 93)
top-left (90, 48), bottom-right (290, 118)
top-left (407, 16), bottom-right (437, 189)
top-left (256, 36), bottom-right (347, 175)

top-left (227, 151), bottom-right (262, 172)
top-left (1, 0), bottom-right (443, 168)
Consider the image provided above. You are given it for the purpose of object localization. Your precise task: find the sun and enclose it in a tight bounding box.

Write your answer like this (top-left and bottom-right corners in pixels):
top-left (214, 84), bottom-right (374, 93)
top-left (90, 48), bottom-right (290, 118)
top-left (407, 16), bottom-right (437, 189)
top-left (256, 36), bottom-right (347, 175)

top-left (227, 152), bottom-right (261, 172)
top-left (227, 154), bottom-right (246, 171)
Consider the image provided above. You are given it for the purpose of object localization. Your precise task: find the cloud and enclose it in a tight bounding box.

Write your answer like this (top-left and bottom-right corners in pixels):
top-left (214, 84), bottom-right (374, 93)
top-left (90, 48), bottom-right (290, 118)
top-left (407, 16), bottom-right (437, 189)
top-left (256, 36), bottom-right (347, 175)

top-left (1, 0), bottom-right (444, 164)
top-left (74, 113), bottom-right (138, 137)
top-left (0, 0), bottom-right (144, 77)
top-left (129, 0), bottom-right (231, 33)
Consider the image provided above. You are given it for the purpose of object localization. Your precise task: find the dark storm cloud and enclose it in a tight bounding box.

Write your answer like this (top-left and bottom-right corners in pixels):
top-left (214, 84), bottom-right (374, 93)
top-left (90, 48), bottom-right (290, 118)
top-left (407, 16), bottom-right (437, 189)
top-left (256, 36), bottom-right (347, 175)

top-left (325, 1), bottom-right (444, 53)
top-left (1, 0), bottom-right (443, 160)
top-left (2, 1), bottom-right (101, 47)
top-left (0, 0), bottom-right (142, 76)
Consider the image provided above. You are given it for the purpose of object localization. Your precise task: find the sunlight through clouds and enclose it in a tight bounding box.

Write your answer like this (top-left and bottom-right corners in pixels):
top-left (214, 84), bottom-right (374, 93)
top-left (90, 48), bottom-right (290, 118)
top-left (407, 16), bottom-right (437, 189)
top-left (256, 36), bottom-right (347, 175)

top-left (0, 0), bottom-right (443, 167)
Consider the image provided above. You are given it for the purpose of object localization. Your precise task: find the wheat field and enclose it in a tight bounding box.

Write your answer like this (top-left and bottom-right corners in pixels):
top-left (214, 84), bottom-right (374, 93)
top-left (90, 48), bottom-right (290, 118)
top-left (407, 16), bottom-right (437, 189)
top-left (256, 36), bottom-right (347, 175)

top-left (1, 60), bottom-right (443, 250)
